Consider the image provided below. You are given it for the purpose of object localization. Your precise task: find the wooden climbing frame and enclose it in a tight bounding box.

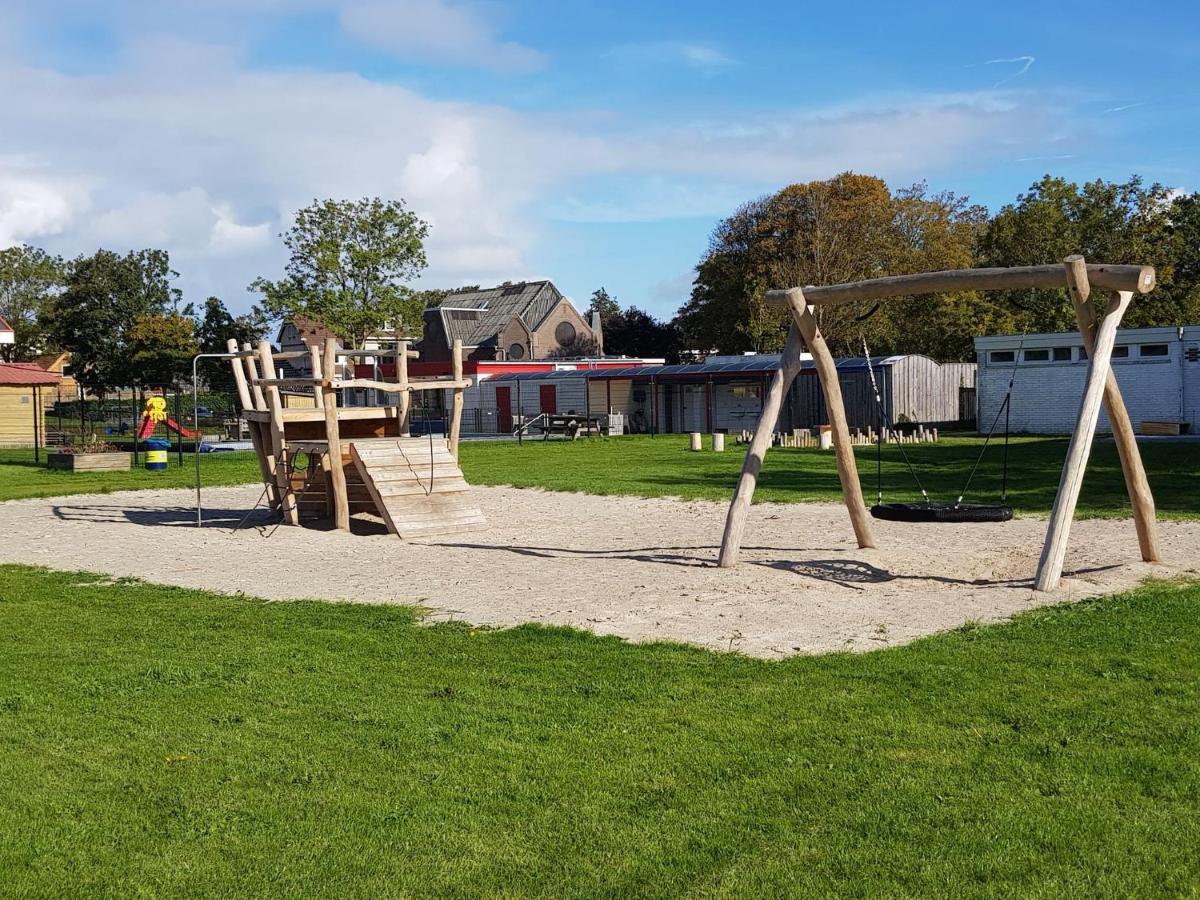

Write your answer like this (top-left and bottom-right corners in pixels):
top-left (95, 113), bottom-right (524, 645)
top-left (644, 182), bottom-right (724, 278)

top-left (227, 335), bottom-right (483, 538)
top-left (717, 256), bottom-right (1161, 592)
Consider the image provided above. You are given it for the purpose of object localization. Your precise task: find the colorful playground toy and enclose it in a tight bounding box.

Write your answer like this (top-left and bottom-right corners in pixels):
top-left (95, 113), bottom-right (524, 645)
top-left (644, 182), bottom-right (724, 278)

top-left (138, 395), bottom-right (197, 441)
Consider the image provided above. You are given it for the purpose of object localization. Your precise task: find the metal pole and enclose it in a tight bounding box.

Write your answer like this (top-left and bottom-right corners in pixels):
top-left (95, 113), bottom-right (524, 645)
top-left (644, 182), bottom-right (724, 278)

top-left (193, 352), bottom-right (238, 528)
top-left (517, 380), bottom-right (522, 444)
top-left (174, 386), bottom-right (183, 464)
top-left (32, 386), bottom-right (40, 463)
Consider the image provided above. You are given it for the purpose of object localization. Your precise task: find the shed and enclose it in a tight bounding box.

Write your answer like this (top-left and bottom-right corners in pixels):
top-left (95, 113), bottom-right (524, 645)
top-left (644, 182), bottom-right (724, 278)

top-left (476, 354), bottom-right (976, 435)
top-left (0, 363), bottom-right (61, 448)
top-left (975, 325), bottom-right (1199, 434)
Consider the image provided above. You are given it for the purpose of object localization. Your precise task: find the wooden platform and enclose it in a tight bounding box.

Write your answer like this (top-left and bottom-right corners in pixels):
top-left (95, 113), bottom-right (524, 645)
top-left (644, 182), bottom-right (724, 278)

top-left (1139, 420), bottom-right (1190, 436)
top-left (348, 437), bottom-right (485, 538)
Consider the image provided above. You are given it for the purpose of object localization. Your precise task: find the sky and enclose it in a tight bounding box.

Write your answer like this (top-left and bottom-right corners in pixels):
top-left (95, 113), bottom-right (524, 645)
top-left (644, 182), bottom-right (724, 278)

top-left (1, 0), bottom-right (1198, 320)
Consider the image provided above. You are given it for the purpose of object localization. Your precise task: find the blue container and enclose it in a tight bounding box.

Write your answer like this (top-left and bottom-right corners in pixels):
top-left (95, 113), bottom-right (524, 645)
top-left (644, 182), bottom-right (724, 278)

top-left (144, 438), bottom-right (170, 472)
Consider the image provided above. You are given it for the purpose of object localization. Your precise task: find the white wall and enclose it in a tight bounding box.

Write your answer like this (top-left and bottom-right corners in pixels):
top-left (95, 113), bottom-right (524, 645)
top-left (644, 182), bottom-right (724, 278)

top-left (976, 327), bottom-right (1195, 434)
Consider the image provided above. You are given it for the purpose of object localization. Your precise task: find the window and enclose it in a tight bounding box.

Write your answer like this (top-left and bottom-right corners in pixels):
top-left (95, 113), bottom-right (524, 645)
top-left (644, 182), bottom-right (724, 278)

top-left (1024, 349), bottom-right (1050, 362)
top-left (1140, 344), bottom-right (1169, 357)
top-left (1111, 346), bottom-right (1129, 358)
top-left (508, 343), bottom-right (525, 359)
top-left (990, 350), bottom-right (1015, 363)
top-left (554, 321), bottom-right (577, 346)
top-left (1053, 347), bottom-right (1073, 362)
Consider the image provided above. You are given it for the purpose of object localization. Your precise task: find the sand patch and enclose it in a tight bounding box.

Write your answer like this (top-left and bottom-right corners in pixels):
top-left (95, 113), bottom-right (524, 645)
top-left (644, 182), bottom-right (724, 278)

top-left (2, 485), bottom-right (1196, 657)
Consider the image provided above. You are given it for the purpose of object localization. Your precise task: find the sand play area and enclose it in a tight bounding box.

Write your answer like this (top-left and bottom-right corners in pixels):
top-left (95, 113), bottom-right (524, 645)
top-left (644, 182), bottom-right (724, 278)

top-left (2, 484), bottom-right (1197, 657)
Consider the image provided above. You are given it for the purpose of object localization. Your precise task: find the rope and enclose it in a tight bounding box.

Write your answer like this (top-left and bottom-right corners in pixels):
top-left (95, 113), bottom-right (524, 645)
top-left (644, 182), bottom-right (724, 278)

top-left (861, 335), bottom-right (929, 505)
top-left (956, 333), bottom-right (1024, 504)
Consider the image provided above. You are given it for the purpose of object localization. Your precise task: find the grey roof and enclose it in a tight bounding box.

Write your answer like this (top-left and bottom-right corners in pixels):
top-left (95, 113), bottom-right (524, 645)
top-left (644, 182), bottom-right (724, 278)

top-left (485, 355), bottom-right (908, 383)
top-left (428, 280), bottom-right (566, 349)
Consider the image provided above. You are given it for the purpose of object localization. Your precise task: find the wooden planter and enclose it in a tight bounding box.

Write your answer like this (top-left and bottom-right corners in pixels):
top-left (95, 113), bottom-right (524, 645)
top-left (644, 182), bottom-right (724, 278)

top-left (47, 451), bottom-right (131, 473)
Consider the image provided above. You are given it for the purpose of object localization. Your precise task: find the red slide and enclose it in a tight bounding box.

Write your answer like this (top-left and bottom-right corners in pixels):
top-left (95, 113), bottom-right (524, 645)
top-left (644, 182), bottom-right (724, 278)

top-left (163, 417), bottom-right (198, 439)
top-left (136, 416), bottom-right (156, 440)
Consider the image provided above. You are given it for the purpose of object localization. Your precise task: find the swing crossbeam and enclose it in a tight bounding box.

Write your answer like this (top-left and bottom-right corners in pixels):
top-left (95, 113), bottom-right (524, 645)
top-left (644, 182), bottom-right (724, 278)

top-left (718, 256), bottom-right (1161, 592)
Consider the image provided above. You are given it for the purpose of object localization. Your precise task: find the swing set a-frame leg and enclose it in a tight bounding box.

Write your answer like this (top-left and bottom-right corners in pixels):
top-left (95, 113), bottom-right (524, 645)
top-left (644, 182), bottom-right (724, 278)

top-left (718, 288), bottom-right (876, 567)
top-left (718, 323), bottom-right (807, 567)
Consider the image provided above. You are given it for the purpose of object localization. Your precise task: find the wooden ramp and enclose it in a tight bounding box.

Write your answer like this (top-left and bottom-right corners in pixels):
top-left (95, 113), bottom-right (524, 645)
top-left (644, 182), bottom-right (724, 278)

top-left (348, 437), bottom-right (485, 538)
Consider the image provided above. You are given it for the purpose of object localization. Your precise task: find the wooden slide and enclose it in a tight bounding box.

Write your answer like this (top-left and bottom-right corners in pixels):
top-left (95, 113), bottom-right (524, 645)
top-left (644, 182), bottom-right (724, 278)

top-left (348, 437), bottom-right (485, 538)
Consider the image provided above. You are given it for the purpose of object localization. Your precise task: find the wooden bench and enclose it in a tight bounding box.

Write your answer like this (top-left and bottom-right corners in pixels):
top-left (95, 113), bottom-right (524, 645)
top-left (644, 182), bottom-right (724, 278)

top-left (541, 414), bottom-right (604, 440)
top-left (1139, 420), bottom-right (1190, 436)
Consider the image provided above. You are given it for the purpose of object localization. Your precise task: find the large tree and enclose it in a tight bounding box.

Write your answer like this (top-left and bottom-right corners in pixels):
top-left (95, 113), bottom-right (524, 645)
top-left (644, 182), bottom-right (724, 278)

top-left (978, 174), bottom-right (1183, 332)
top-left (678, 174), bottom-right (985, 358)
top-left (251, 197), bottom-right (430, 348)
top-left (0, 244), bottom-right (64, 362)
top-left (128, 312), bottom-right (199, 389)
top-left (46, 249), bottom-right (181, 395)
top-left (195, 296), bottom-right (268, 399)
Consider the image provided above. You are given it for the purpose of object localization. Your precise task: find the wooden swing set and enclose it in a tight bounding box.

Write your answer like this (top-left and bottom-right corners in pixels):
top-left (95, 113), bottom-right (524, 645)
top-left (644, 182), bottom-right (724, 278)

top-left (718, 255), bottom-right (1161, 591)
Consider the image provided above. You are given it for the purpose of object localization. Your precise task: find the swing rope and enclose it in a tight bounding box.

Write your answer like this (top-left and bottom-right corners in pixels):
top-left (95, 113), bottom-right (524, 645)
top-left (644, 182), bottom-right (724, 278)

top-left (861, 336), bottom-right (929, 505)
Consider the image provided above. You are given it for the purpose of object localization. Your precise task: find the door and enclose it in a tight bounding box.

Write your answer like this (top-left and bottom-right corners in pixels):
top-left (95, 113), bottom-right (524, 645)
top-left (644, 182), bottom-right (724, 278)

top-left (539, 384), bottom-right (557, 415)
top-left (496, 386), bottom-right (512, 432)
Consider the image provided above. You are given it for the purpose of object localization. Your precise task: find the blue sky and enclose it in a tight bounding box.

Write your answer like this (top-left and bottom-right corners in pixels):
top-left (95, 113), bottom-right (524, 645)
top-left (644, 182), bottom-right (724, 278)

top-left (1, 0), bottom-right (1197, 319)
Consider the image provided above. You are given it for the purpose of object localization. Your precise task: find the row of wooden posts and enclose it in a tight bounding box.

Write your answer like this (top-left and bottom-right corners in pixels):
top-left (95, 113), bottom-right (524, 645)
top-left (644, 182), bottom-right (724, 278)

top-left (734, 426), bottom-right (940, 449)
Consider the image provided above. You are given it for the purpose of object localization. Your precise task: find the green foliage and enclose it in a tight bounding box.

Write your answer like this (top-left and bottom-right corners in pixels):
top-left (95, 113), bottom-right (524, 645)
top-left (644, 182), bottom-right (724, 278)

top-left (679, 175), bottom-right (987, 358)
top-left (251, 197), bottom-right (429, 348)
top-left (978, 175), bottom-right (1183, 331)
top-left (0, 244), bottom-right (64, 362)
top-left (0, 564), bottom-right (1198, 895)
top-left (195, 296), bottom-right (268, 400)
top-left (589, 287), bottom-right (682, 361)
top-left (128, 312), bottom-right (199, 388)
top-left (46, 249), bottom-right (182, 393)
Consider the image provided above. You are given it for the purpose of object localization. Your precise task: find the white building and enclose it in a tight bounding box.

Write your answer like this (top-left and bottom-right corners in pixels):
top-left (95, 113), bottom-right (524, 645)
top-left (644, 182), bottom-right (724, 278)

top-left (975, 326), bottom-right (1199, 435)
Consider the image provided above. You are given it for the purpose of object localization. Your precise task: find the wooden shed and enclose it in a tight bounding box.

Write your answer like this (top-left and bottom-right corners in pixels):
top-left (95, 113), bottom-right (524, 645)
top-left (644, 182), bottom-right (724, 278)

top-left (0, 363), bottom-right (61, 448)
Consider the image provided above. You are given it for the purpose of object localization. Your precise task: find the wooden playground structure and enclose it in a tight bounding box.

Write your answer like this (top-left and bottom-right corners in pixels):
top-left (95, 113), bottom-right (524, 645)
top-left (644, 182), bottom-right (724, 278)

top-left (226, 335), bottom-right (484, 538)
top-left (719, 256), bottom-right (1162, 592)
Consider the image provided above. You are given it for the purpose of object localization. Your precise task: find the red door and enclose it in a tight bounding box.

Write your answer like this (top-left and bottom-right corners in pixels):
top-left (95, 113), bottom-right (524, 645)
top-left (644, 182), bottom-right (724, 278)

top-left (539, 384), bottom-right (557, 414)
top-left (496, 386), bottom-right (512, 432)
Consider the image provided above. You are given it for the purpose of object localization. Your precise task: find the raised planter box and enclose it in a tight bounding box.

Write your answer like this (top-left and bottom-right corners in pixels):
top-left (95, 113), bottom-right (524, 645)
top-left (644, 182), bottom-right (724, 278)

top-left (46, 452), bottom-right (132, 473)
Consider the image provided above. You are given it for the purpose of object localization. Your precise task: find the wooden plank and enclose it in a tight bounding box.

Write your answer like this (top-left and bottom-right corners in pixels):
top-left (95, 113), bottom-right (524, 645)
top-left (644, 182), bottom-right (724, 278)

top-left (1035, 289), bottom-right (1134, 591)
top-left (449, 338), bottom-right (464, 458)
top-left (1065, 255), bottom-right (1160, 564)
top-left (258, 341), bottom-right (299, 526)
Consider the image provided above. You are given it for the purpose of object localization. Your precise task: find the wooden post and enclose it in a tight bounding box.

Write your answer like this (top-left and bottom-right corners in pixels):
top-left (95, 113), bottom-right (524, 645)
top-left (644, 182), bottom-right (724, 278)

top-left (397, 338), bottom-right (411, 436)
top-left (309, 344), bottom-right (324, 409)
top-left (257, 341), bottom-right (298, 525)
top-left (229, 339), bottom-right (279, 511)
top-left (783, 289), bottom-right (875, 550)
top-left (1064, 256), bottom-right (1159, 563)
top-left (322, 337), bottom-right (350, 531)
top-left (718, 323), bottom-right (808, 567)
top-left (1035, 290), bottom-right (1133, 591)
top-left (448, 338), bottom-right (465, 458)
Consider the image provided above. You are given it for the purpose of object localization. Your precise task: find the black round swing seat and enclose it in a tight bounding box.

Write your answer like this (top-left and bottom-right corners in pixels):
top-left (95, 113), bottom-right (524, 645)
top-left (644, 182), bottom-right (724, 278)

top-left (870, 502), bottom-right (1013, 524)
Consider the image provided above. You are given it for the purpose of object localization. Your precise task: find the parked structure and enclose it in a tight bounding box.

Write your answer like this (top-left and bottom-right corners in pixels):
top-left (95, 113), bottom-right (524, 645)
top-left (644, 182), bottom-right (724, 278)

top-left (471, 353), bottom-right (975, 435)
top-left (0, 362), bottom-right (60, 447)
top-left (421, 281), bottom-right (602, 362)
top-left (976, 325), bottom-right (1198, 434)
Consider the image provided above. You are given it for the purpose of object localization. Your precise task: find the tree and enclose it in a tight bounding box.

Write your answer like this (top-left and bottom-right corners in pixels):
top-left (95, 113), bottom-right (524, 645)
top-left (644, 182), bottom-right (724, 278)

top-left (678, 174), bottom-right (985, 358)
top-left (0, 244), bottom-right (64, 361)
top-left (603, 305), bottom-right (681, 362)
top-left (46, 249), bottom-right (181, 395)
top-left (251, 197), bottom-right (430, 347)
top-left (195, 296), bottom-right (268, 399)
top-left (978, 174), bottom-right (1180, 331)
top-left (128, 312), bottom-right (199, 389)
top-left (586, 287), bottom-right (620, 324)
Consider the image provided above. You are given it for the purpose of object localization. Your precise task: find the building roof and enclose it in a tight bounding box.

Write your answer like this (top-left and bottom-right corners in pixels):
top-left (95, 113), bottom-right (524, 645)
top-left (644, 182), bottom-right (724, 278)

top-left (0, 315), bottom-right (13, 344)
top-left (0, 362), bottom-right (63, 386)
top-left (485, 355), bottom-right (909, 383)
top-left (427, 281), bottom-right (566, 349)
top-left (277, 315), bottom-right (342, 349)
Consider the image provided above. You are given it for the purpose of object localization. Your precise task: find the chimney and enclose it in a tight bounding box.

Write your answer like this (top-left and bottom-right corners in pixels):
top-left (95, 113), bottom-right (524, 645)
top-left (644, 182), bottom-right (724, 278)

top-left (590, 310), bottom-right (604, 356)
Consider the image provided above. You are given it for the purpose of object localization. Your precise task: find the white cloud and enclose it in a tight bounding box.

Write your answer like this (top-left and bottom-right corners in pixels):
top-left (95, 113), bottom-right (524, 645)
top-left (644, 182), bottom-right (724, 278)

top-left (339, 0), bottom-right (545, 72)
top-left (607, 40), bottom-right (736, 73)
top-left (0, 34), bottom-right (1085, 309)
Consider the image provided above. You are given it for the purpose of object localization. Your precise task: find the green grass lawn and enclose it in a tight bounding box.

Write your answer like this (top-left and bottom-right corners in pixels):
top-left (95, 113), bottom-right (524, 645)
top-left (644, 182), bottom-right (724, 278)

top-left (0, 448), bottom-right (263, 502)
top-left (1, 564), bottom-right (1197, 896)
top-left (3, 434), bottom-right (1197, 518)
top-left (461, 434), bottom-right (1200, 519)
